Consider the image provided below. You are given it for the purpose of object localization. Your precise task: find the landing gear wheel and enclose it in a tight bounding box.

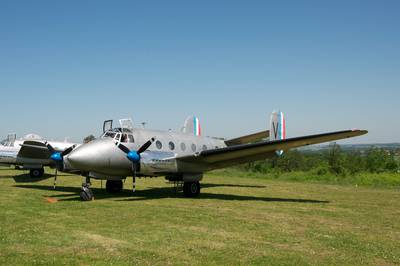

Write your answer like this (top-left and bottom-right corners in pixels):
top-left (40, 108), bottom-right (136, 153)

top-left (80, 186), bottom-right (94, 201)
top-left (106, 180), bottom-right (123, 194)
top-left (183, 181), bottom-right (200, 197)
top-left (29, 168), bottom-right (44, 178)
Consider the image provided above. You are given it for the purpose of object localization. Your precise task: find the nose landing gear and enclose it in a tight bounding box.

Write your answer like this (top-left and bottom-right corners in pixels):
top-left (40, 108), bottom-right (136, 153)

top-left (80, 176), bottom-right (94, 201)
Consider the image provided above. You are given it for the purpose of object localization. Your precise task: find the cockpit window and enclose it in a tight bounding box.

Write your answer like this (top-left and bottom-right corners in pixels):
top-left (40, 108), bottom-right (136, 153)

top-left (0, 140), bottom-right (13, 146)
top-left (120, 134), bottom-right (135, 143)
top-left (103, 132), bottom-right (116, 139)
top-left (102, 128), bottom-right (135, 142)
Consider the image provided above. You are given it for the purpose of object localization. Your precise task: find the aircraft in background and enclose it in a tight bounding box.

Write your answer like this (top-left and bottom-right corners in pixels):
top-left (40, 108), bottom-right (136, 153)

top-left (0, 133), bottom-right (79, 178)
top-left (43, 112), bottom-right (367, 201)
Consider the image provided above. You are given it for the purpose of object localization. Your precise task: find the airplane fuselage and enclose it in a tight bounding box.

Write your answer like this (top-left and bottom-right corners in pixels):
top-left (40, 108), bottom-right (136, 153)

top-left (0, 141), bottom-right (21, 165)
top-left (66, 127), bottom-right (227, 180)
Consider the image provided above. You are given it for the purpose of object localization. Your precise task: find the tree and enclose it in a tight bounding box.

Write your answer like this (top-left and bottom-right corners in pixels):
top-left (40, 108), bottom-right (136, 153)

top-left (275, 150), bottom-right (305, 172)
top-left (385, 151), bottom-right (398, 172)
top-left (83, 134), bottom-right (96, 143)
top-left (365, 148), bottom-right (387, 173)
top-left (344, 151), bottom-right (365, 174)
top-left (326, 143), bottom-right (346, 176)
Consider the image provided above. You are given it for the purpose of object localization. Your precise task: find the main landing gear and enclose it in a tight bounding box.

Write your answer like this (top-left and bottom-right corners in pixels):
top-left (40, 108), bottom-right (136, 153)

top-left (183, 181), bottom-right (201, 197)
top-left (79, 179), bottom-right (125, 201)
top-left (80, 176), bottom-right (94, 201)
top-left (106, 180), bottom-right (123, 194)
top-left (29, 168), bottom-right (44, 178)
top-left (78, 177), bottom-right (200, 200)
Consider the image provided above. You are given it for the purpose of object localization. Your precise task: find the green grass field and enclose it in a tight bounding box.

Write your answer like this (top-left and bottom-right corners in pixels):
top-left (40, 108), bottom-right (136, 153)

top-left (1, 167), bottom-right (399, 265)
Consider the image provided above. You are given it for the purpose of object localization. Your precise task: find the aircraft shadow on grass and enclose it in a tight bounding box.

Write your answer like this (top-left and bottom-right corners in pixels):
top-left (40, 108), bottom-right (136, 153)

top-left (14, 183), bottom-right (329, 204)
top-left (7, 173), bottom-right (70, 183)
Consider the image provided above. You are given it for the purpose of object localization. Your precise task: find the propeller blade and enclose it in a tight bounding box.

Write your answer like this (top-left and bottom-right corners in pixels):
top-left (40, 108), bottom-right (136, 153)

top-left (137, 137), bottom-right (155, 154)
top-left (61, 145), bottom-right (75, 156)
top-left (45, 142), bottom-right (56, 154)
top-left (132, 164), bottom-right (137, 192)
top-left (116, 143), bottom-right (131, 154)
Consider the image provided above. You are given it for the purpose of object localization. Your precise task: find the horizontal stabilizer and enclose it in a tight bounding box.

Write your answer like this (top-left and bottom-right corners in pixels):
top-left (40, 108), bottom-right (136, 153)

top-left (225, 130), bottom-right (270, 146)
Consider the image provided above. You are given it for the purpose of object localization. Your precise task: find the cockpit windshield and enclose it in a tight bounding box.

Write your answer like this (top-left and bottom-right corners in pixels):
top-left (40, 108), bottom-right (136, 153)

top-left (121, 134), bottom-right (135, 143)
top-left (0, 139), bottom-right (14, 147)
top-left (101, 130), bottom-right (134, 143)
top-left (103, 132), bottom-right (116, 139)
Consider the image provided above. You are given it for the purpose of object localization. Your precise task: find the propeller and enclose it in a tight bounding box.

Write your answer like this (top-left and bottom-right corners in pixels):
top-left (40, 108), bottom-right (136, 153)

top-left (45, 142), bottom-right (76, 189)
top-left (116, 137), bottom-right (156, 191)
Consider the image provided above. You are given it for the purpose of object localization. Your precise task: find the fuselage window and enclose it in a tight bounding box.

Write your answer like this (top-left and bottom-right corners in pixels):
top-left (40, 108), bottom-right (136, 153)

top-left (191, 144), bottom-right (196, 152)
top-left (202, 145), bottom-right (207, 151)
top-left (128, 135), bottom-right (135, 143)
top-left (115, 133), bottom-right (121, 142)
top-left (156, 140), bottom-right (162, 149)
top-left (180, 142), bottom-right (186, 151)
top-left (169, 141), bottom-right (175, 151)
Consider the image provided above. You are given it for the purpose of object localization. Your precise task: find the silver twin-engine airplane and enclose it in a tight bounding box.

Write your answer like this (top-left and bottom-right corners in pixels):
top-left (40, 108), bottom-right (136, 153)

top-left (41, 112), bottom-right (367, 201)
top-left (0, 133), bottom-right (78, 178)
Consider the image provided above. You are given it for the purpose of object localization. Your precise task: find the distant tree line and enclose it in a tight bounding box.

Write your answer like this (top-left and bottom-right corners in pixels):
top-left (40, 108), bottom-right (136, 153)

top-left (83, 134), bottom-right (96, 143)
top-left (242, 143), bottom-right (399, 176)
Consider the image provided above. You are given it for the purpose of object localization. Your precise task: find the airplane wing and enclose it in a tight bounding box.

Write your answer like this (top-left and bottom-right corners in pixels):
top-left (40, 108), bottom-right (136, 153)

top-left (225, 130), bottom-right (270, 146)
top-left (18, 140), bottom-right (51, 159)
top-left (177, 130), bottom-right (367, 171)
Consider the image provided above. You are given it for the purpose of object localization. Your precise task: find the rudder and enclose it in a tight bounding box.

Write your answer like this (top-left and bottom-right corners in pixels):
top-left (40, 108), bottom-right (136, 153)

top-left (270, 111), bottom-right (286, 155)
top-left (182, 115), bottom-right (201, 136)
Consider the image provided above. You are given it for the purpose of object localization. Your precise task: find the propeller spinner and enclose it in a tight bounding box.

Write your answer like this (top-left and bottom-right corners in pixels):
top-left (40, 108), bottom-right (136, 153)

top-left (46, 142), bottom-right (75, 168)
top-left (46, 142), bottom-right (76, 189)
top-left (116, 137), bottom-right (155, 165)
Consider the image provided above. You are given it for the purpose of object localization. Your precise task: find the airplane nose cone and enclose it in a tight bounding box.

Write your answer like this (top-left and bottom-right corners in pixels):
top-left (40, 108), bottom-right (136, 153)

top-left (67, 149), bottom-right (88, 169)
top-left (66, 139), bottom-right (110, 171)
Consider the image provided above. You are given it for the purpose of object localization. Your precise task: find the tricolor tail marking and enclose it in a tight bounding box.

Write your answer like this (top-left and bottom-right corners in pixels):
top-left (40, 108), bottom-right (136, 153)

top-left (182, 115), bottom-right (201, 136)
top-left (194, 116), bottom-right (201, 136)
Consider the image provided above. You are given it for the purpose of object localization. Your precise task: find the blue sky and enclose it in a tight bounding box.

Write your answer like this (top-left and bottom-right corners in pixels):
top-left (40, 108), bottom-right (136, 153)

top-left (0, 1), bottom-right (399, 143)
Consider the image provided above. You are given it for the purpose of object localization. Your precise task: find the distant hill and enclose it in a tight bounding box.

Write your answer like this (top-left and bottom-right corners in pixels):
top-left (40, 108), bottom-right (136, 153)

top-left (300, 143), bottom-right (400, 152)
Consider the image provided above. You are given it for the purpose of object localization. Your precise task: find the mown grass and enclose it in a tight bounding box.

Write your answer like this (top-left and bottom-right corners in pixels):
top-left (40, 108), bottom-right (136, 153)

top-left (211, 168), bottom-right (400, 188)
top-left (0, 167), bottom-right (399, 265)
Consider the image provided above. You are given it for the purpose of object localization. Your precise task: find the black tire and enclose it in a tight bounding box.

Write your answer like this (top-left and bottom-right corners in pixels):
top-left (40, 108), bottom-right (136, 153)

top-left (29, 168), bottom-right (44, 178)
top-left (106, 180), bottom-right (123, 194)
top-left (80, 187), bottom-right (94, 201)
top-left (183, 181), bottom-right (200, 197)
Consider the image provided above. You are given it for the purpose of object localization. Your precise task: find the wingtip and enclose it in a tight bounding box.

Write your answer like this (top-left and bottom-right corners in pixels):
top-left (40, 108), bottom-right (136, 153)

top-left (351, 129), bottom-right (368, 135)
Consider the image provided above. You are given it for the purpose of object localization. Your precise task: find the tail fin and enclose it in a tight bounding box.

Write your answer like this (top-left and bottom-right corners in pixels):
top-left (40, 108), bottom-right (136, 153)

top-left (270, 111), bottom-right (286, 155)
top-left (182, 116), bottom-right (201, 136)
